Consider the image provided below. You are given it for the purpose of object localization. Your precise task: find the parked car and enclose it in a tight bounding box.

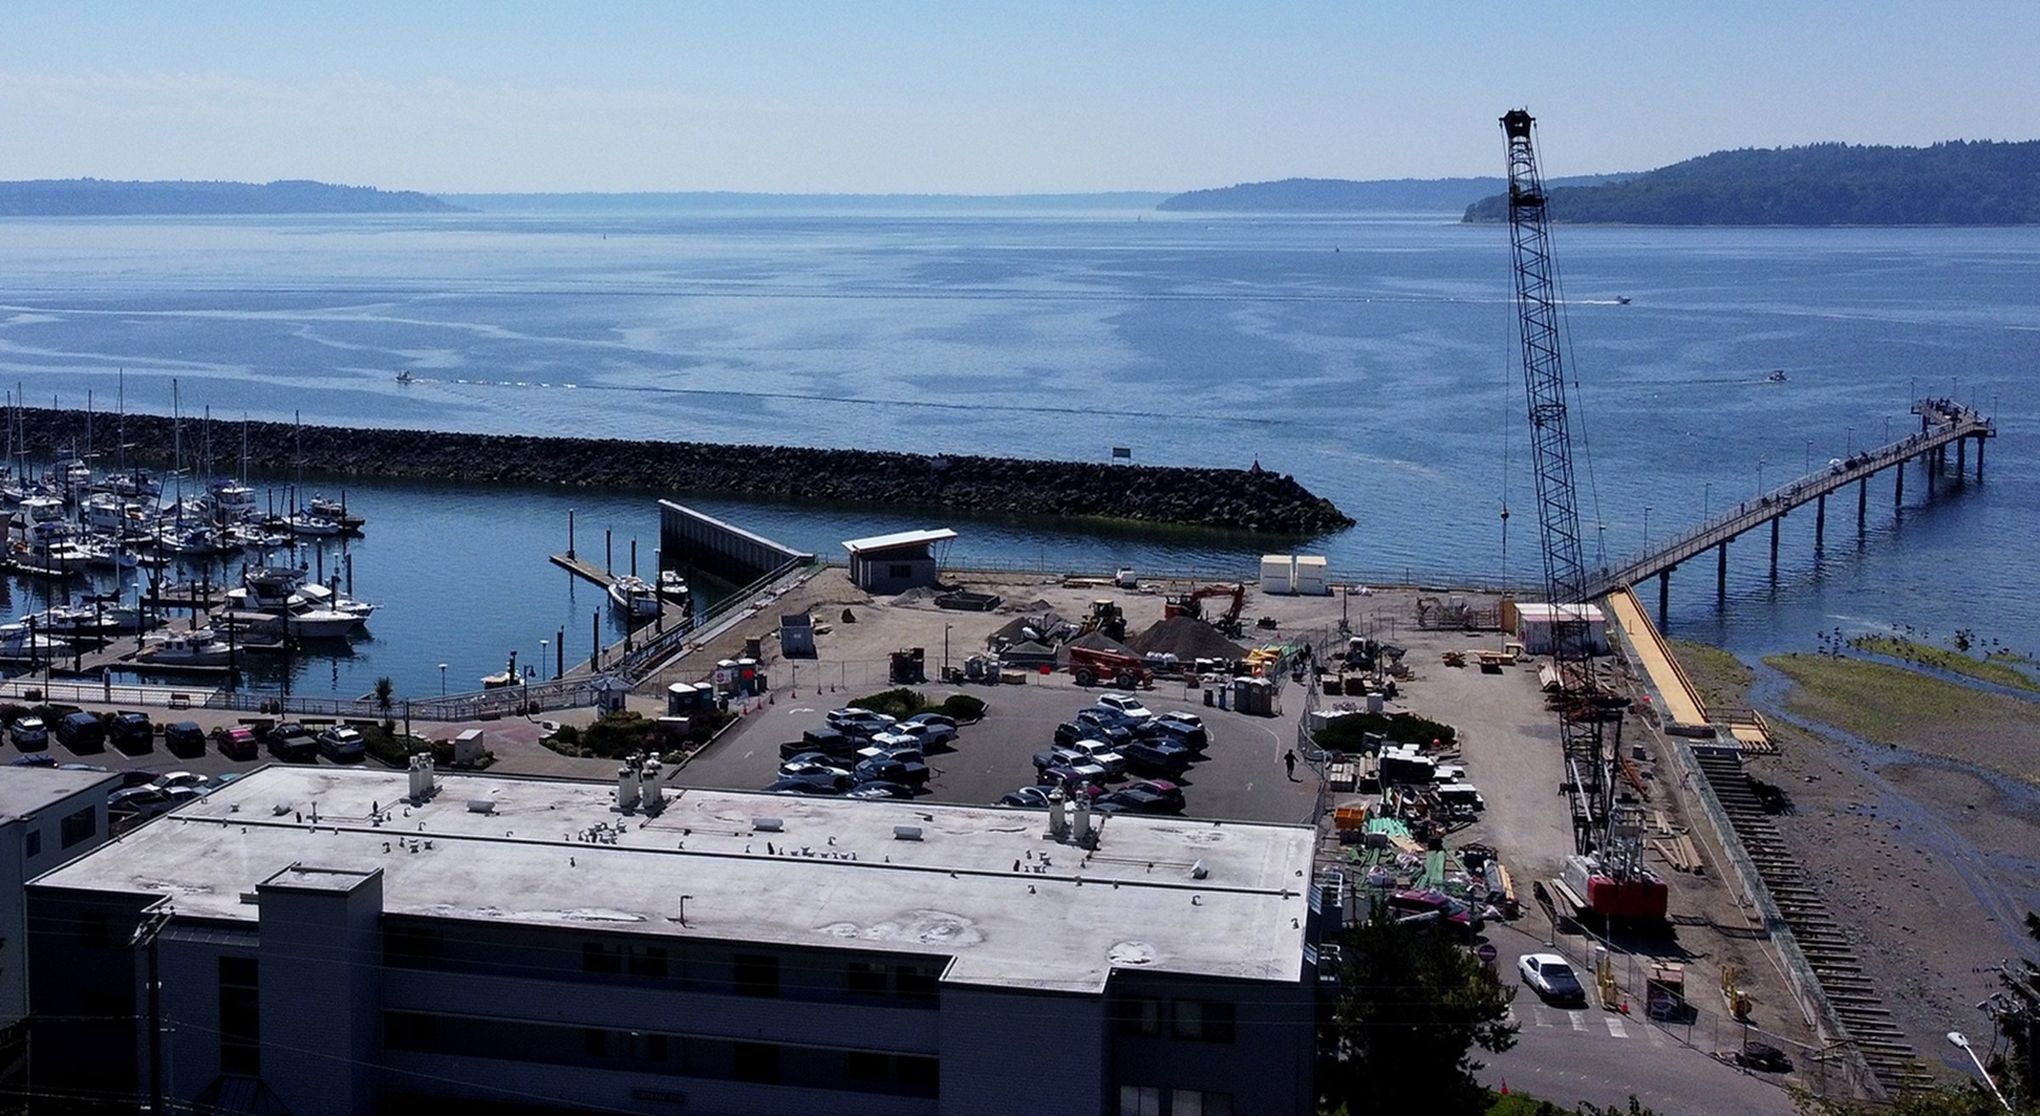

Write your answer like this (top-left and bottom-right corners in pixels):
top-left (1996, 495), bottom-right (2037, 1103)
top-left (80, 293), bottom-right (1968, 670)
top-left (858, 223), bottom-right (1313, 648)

top-left (1092, 694), bottom-right (1156, 725)
top-left (215, 726), bottom-right (259, 761)
top-left (108, 785), bottom-right (200, 818)
top-left (997, 786), bottom-right (1055, 808)
top-left (1069, 709), bottom-right (1135, 744)
top-left (163, 721), bottom-right (207, 756)
top-left (1137, 714), bottom-right (1209, 751)
top-left (874, 721), bottom-right (957, 750)
top-left (764, 773), bottom-right (847, 796)
top-left (778, 757), bottom-right (854, 781)
top-left (845, 781), bottom-right (915, 800)
top-left (8, 754), bottom-right (55, 768)
top-left (1518, 953), bottom-right (1587, 1005)
top-left (9, 716), bottom-right (49, 750)
top-left (317, 726), bottom-right (366, 762)
top-left (265, 723), bottom-right (317, 762)
top-left (1388, 889), bottom-right (1478, 939)
top-left (151, 771), bottom-right (208, 792)
top-left (783, 730), bottom-right (858, 760)
top-left (1031, 752), bottom-right (1108, 786)
top-left (855, 743), bottom-right (925, 767)
top-left (901, 712), bottom-right (957, 730)
top-left (1060, 739), bottom-right (1128, 777)
top-left (108, 711), bottom-right (154, 751)
top-left (1110, 778), bottom-right (1186, 812)
top-left (116, 770), bottom-right (161, 790)
top-left (1094, 786), bottom-right (1184, 814)
top-left (1056, 717), bottom-right (1132, 750)
top-left (853, 757), bottom-right (929, 786)
top-left (1119, 739), bottom-right (1194, 774)
top-left (824, 708), bottom-right (896, 736)
top-left (54, 711), bottom-right (106, 752)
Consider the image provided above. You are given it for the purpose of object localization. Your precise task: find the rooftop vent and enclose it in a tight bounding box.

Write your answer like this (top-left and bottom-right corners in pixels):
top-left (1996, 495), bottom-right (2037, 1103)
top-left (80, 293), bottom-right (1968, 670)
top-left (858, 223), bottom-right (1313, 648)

top-left (467, 799), bottom-right (496, 815)
top-left (752, 817), bottom-right (784, 833)
top-left (893, 825), bottom-right (924, 842)
top-left (1190, 858), bottom-right (1209, 880)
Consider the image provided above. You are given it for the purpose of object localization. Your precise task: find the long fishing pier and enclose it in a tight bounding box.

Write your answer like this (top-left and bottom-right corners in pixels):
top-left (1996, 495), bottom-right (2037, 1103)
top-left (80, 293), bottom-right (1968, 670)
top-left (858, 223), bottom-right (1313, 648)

top-left (1588, 398), bottom-right (1997, 625)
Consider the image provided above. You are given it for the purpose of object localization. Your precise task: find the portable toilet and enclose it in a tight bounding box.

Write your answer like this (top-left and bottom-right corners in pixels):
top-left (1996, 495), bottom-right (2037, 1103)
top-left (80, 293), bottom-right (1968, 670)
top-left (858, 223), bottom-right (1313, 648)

top-left (1260, 554), bottom-right (1295, 595)
top-left (1294, 555), bottom-right (1330, 596)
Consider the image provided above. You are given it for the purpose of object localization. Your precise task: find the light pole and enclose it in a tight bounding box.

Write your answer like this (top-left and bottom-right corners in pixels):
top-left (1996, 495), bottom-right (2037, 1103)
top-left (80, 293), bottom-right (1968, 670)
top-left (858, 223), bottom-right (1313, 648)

top-left (1643, 505), bottom-right (1653, 551)
top-left (1703, 482), bottom-right (1712, 520)
top-left (1946, 1031), bottom-right (2013, 1112)
top-left (1595, 522), bottom-right (1607, 567)
top-left (438, 663), bottom-right (447, 696)
top-left (540, 640), bottom-right (549, 681)
top-left (1846, 426), bottom-right (1854, 455)
top-left (1884, 415), bottom-right (1892, 443)
top-left (1756, 458), bottom-right (1766, 497)
top-left (1804, 439), bottom-right (1812, 474)
top-left (942, 624), bottom-right (952, 679)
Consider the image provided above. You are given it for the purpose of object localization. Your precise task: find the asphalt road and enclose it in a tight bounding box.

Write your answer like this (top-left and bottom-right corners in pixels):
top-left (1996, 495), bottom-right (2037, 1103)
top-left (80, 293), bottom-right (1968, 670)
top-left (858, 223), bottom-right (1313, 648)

top-left (678, 676), bottom-right (1321, 825)
top-left (1479, 928), bottom-right (1799, 1115)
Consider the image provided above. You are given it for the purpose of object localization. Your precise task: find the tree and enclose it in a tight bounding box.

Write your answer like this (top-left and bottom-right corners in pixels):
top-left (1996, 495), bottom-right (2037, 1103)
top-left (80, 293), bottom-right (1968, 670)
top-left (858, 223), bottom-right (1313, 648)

top-left (373, 675), bottom-right (395, 730)
top-left (1321, 913), bottom-right (1517, 1114)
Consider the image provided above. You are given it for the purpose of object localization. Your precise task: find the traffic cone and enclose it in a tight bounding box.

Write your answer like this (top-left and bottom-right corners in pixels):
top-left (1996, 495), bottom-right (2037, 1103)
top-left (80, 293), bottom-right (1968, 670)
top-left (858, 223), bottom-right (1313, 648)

top-left (1500, 1079), bottom-right (1508, 1096)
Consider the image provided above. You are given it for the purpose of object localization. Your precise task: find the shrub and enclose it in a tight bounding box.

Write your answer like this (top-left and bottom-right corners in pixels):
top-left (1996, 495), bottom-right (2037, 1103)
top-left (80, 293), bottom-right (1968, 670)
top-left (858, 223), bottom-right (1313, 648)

top-left (849, 688), bottom-right (988, 723)
top-left (938, 693), bottom-right (987, 722)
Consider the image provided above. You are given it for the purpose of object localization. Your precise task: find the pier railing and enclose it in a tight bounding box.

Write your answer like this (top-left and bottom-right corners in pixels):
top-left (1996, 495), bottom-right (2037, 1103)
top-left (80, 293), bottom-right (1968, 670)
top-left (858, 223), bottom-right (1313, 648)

top-left (1584, 400), bottom-right (1994, 600)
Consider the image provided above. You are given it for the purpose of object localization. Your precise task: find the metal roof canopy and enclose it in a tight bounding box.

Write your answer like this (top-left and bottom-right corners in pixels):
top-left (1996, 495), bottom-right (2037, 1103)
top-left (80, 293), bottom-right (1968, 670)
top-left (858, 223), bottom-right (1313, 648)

top-left (841, 528), bottom-right (957, 556)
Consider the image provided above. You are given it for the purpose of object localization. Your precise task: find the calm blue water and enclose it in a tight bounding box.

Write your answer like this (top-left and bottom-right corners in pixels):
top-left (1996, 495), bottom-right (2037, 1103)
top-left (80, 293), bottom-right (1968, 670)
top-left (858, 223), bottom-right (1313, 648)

top-left (1, 210), bottom-right (2035, 697)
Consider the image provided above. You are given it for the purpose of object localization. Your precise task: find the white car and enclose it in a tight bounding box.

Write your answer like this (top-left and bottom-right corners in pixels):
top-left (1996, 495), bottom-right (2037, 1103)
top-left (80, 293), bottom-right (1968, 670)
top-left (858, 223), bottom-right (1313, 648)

top-left (1159, 710), bottom-right (1205, 730)
top-left (1091, 694), bottom-right (1155, 725)
top-left (1517, 952), bottom-right (1587, 1005)
top-left (1063, 739), bottom-right (1127, 776)
top-left (878, 721), bottom-right (958, 749)
top-left (151, 771), bottom-right (208, 791)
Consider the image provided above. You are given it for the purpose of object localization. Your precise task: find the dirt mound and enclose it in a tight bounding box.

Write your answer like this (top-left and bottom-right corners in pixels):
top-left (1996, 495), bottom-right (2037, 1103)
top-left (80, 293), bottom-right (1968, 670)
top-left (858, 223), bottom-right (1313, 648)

top-left (989, 611), bottom-right (1066, 649)
top-left (1056, 630), bottom-right (1135, 664)
top-left (1127, 616), bottom-right (1247, 661)
top-left (890, 586), bottom-right (946, 605)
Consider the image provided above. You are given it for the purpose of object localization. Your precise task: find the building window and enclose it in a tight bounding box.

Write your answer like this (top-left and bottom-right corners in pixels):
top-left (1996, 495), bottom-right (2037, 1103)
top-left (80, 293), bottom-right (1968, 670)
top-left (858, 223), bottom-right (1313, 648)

top-left (1118, 1085), bottom-right (1162, 1116)
top-left (583, 1028), bottom-right (609, 1058)
top-left (1172, 1000), bottom-right (1235, 1043)
top-left (733, 954), bottom-right (778, 998)
top-left (78, 910), bottom-right (108, 947)
top-left (847, 961), bottom-right (888, 997)
top-left (24, 830), bottom-right (41, 859)
top-left (385, 923), bottom-right (444, 963)
top-left (732, 1041), bottom-right (779, 1084)
top-left (59, 807), bottom-right (96, 849)
top-left (845, 1050), bottom-right (888, 1083)
top-left (582, 942), bottom-right (623, 975)
top-left (888, 563), bottom-right (913, 580)
top-left (626, 945), bottom-right (669, 978)
top-left (1115, 997), bottom-right (1165, 1036)
top-left (219, 956), bottom-right (260, 1075)
top-left (1175, 1090), bottom-right (1233, 1116)
top-left (895, 964), bottom-right (939, 1003)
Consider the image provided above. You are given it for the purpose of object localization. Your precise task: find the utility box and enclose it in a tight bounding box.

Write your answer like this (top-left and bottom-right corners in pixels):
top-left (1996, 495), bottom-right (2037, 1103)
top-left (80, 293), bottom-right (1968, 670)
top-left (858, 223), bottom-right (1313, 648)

top-left (452, 729), bottom-right (487, 766)
top-left (779, 613), bottom-right (816, 658)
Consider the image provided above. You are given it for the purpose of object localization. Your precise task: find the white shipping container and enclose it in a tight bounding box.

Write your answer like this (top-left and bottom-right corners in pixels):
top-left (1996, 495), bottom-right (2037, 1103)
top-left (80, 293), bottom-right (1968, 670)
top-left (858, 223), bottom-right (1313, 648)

top-left (1293, 555), bottom-right (1330, 596)
top-left (1260, 554), bottom-right (1296, 595)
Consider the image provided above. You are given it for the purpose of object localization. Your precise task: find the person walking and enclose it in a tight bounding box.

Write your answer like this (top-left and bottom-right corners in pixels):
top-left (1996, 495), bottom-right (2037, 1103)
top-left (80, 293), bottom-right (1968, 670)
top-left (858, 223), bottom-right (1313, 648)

top-left (1283, 749), bottom-right (1298, 781)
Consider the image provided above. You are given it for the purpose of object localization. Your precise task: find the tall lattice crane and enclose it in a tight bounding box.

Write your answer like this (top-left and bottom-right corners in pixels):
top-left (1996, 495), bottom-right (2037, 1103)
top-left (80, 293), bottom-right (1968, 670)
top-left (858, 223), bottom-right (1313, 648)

top-left (1501, 109), bottom-right (1610, 856)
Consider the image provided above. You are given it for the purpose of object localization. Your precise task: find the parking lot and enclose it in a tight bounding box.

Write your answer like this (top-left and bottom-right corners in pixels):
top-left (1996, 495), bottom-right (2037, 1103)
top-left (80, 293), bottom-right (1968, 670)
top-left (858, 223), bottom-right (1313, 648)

top-left (677, 673), bottom-right (1320, 824)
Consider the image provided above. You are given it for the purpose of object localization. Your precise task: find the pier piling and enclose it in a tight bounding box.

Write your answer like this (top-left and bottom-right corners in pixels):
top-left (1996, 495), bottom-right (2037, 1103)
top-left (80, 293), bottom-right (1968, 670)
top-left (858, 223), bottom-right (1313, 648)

top-left (1856, 477), bottom-right (1867, 531)
top-left (1716, 542), bottom-right (1728, 601)
top-left (1769, 517), bottom-right (1781, 579)
top-left (1657, 569), bottom-right (1671, 630)
top-left (1814, 494), bottom-right (1825, 550)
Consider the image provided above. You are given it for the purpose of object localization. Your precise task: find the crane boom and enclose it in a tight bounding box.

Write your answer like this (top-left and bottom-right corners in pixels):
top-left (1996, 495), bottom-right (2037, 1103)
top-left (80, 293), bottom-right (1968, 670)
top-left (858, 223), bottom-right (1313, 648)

top-left (1501, 108), bottom-right (1608, 854)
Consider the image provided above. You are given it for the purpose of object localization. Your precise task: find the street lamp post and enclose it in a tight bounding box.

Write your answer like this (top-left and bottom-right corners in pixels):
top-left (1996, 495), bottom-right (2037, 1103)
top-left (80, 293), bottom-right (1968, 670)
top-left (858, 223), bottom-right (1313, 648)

top-left (1756, 458), bottom-right (1766, 497)
top-left (943, 624), bottom-right (952, 679)
top-left (438, 663), bottom-right (447, 696)
top-left (539, 641), bottom-right (549, 686)
top-left (1946, 1031), bottom-right (2013, 1112)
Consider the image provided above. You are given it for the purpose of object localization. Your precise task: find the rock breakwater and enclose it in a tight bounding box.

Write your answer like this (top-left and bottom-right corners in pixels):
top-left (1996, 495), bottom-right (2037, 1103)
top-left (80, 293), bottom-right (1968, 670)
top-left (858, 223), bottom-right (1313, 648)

top-left (16, 409), bottom-right (1352, 533)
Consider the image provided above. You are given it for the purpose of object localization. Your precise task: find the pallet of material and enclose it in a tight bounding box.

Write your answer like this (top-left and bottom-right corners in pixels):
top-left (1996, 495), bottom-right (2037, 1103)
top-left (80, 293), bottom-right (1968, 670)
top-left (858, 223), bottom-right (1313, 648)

top-left (998, 670), bottom-right (1031, 685)
top-left (1325, 762), bottom-right (1359, 791)
top-left (1546, 876), bottom-right (1584, 920)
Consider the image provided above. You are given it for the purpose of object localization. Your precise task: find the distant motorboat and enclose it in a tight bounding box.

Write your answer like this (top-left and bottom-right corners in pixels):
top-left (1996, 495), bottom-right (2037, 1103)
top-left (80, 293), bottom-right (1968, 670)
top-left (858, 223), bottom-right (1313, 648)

top-left (395, 370), bottom-right (415, 385)
top-left (657, 570), bottom-right (689, 604)
top-left (1614, 295), bottom-right (1632, 305)
top-left (1767, 369), bottom-right (1788, 383)
top-left (287, 511), bottom-right (344, 536)
top-left (137, 629), bottom-right (235, 667)
top-left (608, 575), bottom-right (661, 618)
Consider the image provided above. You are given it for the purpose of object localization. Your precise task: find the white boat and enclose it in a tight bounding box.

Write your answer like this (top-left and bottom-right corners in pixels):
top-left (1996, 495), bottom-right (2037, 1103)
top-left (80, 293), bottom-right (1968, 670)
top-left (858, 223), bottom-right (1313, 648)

top-left (156, 525), bottom-right (220, 556)
top-left (657, 570), bottom-right (689, 601)
top-left (110, 469), bottom-right (162, 500)
top-left (608, 575), bottom-right (661, 618)
top-left (206, 479), bottom-right (259, 523)
top-left (287, 511), bottom-right (344, 536)
top-left (20, 601), bottom-right (141, 637)
top-left (137, 629), bottom-right (235, 667)
top-left (0, 622), bottom-right (67, 659)
top-left (78, 538), bottom-right (139, 572)
top-left (81, 493), bottom-right (152, 539)
top-left (16, 495), bottom-right (65, 525)
top-left (286, 606), bottom-right (360, 639)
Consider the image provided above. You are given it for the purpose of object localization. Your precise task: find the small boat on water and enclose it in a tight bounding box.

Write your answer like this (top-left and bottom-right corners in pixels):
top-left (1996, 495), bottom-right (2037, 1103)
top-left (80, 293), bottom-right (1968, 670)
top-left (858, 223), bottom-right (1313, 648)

top-left (657, 569), bottom-right (690, 604)
top-left (1614, 295), bottom-right (1632, 305)
top-left (481, 651), bottom-right (521, 689)
top-left (137, 629), bottom-right (236, 668)
top-left (1766, 369), bottom-right (1789, 383)
top-left (395, 370), bottom-right (415, 385)
top-left (306, 495), bottom-right (365, 529)
top-left (287, 511), bottom-right (344, 537)
top-left (608, 575), bottom-right (661, 618)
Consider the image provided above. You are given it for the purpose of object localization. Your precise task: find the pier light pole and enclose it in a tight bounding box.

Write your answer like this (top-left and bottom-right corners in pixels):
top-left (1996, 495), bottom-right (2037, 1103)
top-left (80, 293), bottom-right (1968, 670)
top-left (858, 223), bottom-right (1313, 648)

top-left (539, 640), bottom-right (548, 683)
top-left (1756, 458), bottom-right (1766, 497)
top-left (1884, 416), bottom-right (1891, 443)
top-left (1643, 505), bottom-right (1652, 551)
top-left (1702, 482), bottom-right (1712, 520)
top-left (1846, 427), bottom-right (1853, 455)
top-left (1804, 439), bottom-right (1812, 474)
top-left (438, 663), bottom-right (447, 696)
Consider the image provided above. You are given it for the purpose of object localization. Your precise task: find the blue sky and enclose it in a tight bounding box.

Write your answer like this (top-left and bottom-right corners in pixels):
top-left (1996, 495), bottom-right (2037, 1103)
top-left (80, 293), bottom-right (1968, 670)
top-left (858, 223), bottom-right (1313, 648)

top-left (1, 2), bottom-right (2034, 193)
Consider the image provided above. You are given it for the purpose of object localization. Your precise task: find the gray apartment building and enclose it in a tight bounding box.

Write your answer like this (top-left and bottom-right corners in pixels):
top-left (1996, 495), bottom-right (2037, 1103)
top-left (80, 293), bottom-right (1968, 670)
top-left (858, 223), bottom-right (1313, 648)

top-left (26, 764), bottom-right (1316, 1116)
top-left (0, 767), bottom-right (121, 1035)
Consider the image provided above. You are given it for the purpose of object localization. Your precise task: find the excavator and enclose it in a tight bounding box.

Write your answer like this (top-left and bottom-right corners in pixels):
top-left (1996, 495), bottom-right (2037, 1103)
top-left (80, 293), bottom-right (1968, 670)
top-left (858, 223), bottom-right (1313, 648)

top-left (1164, 582), bottom-right (1245, 637)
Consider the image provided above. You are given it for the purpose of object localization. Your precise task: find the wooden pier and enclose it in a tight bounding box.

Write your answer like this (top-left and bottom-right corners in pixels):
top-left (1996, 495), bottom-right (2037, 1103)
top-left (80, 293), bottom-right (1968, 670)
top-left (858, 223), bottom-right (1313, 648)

top-left (1589, 398), bottom-right (1996, 626)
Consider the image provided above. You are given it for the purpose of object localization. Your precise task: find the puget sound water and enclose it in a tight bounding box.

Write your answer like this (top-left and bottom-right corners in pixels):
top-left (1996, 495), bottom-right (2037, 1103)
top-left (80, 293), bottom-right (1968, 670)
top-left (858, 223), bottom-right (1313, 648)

top-left (0, 207), bottom-right (2034, 700)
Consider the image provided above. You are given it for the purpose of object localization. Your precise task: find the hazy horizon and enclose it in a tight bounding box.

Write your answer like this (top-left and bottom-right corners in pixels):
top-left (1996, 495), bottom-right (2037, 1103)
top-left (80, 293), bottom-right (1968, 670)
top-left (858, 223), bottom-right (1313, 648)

top-left (4, 2), bottom-right (2038, 194)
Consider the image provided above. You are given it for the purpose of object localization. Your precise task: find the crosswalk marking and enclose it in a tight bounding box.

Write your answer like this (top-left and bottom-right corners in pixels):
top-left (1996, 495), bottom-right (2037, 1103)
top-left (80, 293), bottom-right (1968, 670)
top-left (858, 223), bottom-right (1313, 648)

top-left (1569, 1010), bottom-right (1588, 1032)
top-left (1605, 1016), bottom-right (1628, 1040)
top-left (1532, 1005), bottom-right (1552, 1028)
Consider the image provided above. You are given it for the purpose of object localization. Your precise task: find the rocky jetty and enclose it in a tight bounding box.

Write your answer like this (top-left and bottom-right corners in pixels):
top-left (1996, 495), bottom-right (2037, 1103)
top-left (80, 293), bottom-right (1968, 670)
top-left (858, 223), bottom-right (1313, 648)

top-left (14, 409), bottom-right (1352, 534)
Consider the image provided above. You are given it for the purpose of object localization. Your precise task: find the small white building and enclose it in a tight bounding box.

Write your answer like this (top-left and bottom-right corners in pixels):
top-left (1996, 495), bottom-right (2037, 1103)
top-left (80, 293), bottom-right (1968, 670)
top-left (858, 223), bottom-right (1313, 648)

top-left (1512, 603), bottom-right (1610, 655)
top-left (843, 528), bottom-right (957, 595)
top-left (1259, 555), bottom-right (1295, 595)
top-left (1292, 556), bottom-right (1330, 596)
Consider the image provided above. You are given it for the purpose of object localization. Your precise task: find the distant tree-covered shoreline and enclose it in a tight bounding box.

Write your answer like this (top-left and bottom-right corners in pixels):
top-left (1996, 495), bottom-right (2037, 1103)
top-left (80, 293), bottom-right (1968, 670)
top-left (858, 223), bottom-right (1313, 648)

top-left (0, 178), bottom-right (457, 216)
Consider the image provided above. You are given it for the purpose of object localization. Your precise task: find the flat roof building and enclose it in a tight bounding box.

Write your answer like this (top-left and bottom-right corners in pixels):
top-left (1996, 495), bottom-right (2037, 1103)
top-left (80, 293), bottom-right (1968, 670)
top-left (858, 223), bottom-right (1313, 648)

top-left (842, 528), bottom-right (955, 595)
top-left (0, 767), bottom-right (120, 1039)
top-left (28, 765), bottom-right (1316, 1116)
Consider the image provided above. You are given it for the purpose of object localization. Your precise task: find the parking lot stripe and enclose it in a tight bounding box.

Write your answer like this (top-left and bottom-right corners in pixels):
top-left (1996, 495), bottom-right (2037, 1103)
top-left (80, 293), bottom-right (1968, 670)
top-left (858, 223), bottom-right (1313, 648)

top-left (1605, 1015), bottom-right (1628, 1040)
top-left (1532, 1005), bottom-right (1552, 1028)
top-left (1569, 1010), bottom-right (1588, 1032)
